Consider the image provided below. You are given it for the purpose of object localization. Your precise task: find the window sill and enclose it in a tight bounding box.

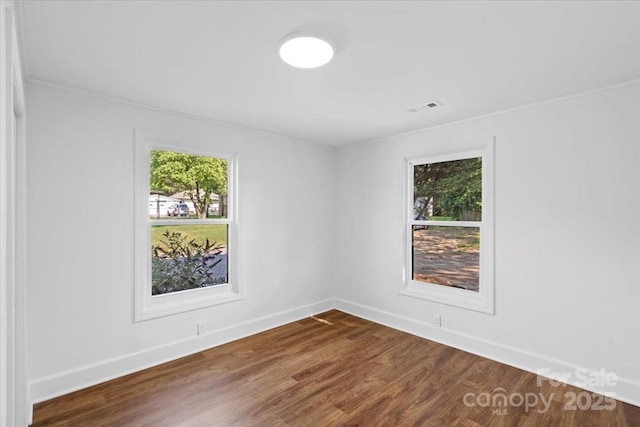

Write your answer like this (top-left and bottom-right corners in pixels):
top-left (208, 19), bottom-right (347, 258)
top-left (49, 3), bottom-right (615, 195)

top-left (135, 284), bottom-right (242, 322)
top-left (400, 280), bottom-right (494, 314)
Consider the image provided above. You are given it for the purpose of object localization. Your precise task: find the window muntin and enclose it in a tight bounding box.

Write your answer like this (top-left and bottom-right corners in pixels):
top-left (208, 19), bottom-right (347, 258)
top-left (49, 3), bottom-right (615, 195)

top-left (402, 139), bottom-right (494, 314)
top-left (135, 131), bottom-right (240, 321)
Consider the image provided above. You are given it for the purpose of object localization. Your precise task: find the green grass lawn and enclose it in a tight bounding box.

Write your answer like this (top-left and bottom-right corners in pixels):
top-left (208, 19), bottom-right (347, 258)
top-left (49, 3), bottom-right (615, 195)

top-left (430, 216), bottom-right (455, 221)
top-left (151, 224), bottom-right (228, 249)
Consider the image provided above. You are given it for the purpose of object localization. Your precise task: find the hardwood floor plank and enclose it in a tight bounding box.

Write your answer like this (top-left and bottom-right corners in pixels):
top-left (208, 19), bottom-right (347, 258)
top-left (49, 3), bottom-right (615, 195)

top-left (32, 310), bottom-right (639, 426)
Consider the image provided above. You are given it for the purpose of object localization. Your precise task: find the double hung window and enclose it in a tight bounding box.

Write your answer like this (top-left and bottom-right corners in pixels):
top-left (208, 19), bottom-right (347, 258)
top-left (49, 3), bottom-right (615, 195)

top-left (402, 138), bottom-right (494, 314)
top-left (135, 130), bottom-right (240, 321)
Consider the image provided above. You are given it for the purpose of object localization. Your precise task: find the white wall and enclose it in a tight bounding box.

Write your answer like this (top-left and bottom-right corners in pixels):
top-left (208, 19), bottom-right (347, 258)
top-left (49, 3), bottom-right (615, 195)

top-left (334, 83), bottom-right (640, 405)
top-left (26, 83), bottom-right (336, 403)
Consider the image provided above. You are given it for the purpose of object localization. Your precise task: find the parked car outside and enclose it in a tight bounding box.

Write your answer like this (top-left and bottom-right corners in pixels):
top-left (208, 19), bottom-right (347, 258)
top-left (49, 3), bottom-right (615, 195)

top-left (167, 203), bottom-right (189, 217)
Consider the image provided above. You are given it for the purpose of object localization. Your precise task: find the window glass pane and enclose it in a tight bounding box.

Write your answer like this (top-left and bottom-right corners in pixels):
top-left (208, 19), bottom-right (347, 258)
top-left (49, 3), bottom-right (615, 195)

top-left (412, 225), bottom-right (479, 292)
top-left (413, 157), bottom-right (482, 221)
top-left (151, 224), bottom-right (228, 295)
top-left (149, 150), bottom-right (228, 220)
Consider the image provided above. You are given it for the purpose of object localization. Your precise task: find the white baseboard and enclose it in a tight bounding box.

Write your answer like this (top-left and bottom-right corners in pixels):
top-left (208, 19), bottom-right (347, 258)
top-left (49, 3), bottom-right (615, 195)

top-left (334, 298), bottom-right (640, 408)
top-left (29, 299), bottom-right (334, 408)
top-left (28, 296), bottom-right (639, 423)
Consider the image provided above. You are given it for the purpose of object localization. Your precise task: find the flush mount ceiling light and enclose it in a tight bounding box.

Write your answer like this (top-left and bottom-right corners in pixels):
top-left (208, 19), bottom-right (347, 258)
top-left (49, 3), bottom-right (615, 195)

top-left (278, 32), bottom-right (334, 69)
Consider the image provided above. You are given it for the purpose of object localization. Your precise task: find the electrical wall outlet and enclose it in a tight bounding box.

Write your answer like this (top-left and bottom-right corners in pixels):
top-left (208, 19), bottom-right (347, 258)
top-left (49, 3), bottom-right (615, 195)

top-left (197, 322), bottom-right (207, 336)
top-left (433, 315), bottom-right (442, 328)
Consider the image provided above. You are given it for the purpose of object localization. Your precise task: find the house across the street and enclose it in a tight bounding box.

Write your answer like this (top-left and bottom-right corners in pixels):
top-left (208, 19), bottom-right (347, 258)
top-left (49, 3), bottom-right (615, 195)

top-left (169, 190), bottom-right (221, 215)
top-left (149, 194), bottom-right (179, 217)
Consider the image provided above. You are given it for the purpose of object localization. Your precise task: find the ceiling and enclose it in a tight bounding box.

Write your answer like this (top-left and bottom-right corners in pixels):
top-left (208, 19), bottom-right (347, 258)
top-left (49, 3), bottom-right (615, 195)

top-left (19, 1), bottom-right (640, 146)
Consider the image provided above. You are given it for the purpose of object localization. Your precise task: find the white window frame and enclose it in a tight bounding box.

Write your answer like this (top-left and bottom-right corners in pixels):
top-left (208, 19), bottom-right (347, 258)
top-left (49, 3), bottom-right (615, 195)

top-left (134, 130), bottom-right (241, 322)
top-left (401, 137), bottom-right (495, 314)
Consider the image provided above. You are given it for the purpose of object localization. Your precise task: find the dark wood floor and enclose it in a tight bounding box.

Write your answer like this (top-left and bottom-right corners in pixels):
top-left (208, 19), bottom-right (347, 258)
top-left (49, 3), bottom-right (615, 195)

top-left (33, 310), bottom-right (639, 426)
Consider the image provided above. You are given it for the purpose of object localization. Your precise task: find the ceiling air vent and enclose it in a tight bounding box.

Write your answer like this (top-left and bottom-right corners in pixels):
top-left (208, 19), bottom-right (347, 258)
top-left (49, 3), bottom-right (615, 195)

top-left (408, 100), bottom-right (443, 113)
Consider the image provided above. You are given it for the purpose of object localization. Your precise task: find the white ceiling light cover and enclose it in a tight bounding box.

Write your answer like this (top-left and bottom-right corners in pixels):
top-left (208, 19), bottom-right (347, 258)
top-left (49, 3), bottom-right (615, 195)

top-left (278, 32), bottom-right (334, 69)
